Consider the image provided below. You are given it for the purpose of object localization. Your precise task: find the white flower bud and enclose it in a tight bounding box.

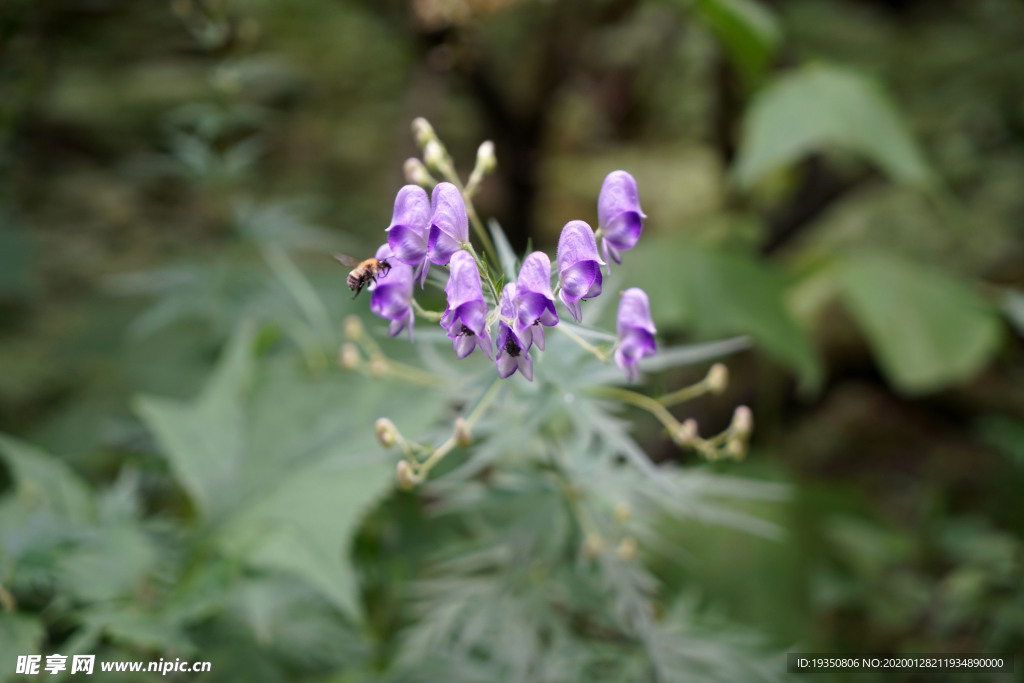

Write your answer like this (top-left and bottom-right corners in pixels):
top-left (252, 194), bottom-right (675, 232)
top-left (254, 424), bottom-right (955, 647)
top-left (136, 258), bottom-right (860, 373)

top-left (725, 437), bottom-right (747, 460)
top-left (411, 117), bottom-right (437, 148)
top-left (375, 418), bottom-right (398, 448)
top-left (706, 363), bottom-right (728, 395)
top-left (396, 460), bottom-right (418, 490)
top-left (475, 140), bottom-right (496, 175)
top-left (423, 140), bottom-right (447, 173)
top-left (339, 343), bottom-right (360, 370)
top-left (731, 405), bottom-right (753, 438)
top-left (403, 157), bottom-right (435, 187)
top-left (453, 417), bottom-right (472, 447)
top-left (673, 419), bottom-right (698, 446)
top-left (368, 355), bottom-right (388, 377)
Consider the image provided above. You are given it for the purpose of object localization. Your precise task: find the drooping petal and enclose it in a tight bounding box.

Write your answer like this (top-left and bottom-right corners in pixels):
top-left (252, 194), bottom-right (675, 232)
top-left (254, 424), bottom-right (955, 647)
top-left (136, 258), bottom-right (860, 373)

top-left (556, 221), bottom-right (604, 321)
top-left (616, 287), bottom-right (657, 336)
top-left (427, 182), bottom-right (469, 266)
top-left (598, 171), bottom-right (645, 269)
top-left (441, 251), bottom-right (493, 360)
top-left (514, 251), bottom-right (558, 332)
top-left (614, 288), bottom-right (657, 381)
top-left (370, 244), bottom-right (416, 341)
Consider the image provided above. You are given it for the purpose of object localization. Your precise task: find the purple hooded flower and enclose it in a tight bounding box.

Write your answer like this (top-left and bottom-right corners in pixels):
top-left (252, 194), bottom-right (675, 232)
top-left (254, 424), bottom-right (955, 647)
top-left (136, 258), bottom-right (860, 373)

top-left (441, 251), bottom-right (493, 360)
top-left (598, 170), bottom-right (646, 267)
top-left (427, 182), bottom-right (469, 267)
top-left (495, 284), bottom-right (533, 381)
top-left (513, 251), bottom-right (558, 351)
top-left (385, 185), bottom-right (432, 286)
top-left (369, 244), bottom-right (415, 341)
top-left (614, 288), bottom-right (657, 382)
top-left (556, 220), bottom-right (604, 323)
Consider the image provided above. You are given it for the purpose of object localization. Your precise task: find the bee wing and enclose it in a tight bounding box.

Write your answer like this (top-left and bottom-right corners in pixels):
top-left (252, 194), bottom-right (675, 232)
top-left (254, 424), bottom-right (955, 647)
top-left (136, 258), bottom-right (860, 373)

top-left (332, 252), bottom-right (363, 268)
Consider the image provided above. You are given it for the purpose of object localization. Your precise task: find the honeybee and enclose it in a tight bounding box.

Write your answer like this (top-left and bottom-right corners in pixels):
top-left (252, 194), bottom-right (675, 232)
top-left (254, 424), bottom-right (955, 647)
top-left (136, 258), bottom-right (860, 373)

top-left (333, 253), bottom-right (392, 299)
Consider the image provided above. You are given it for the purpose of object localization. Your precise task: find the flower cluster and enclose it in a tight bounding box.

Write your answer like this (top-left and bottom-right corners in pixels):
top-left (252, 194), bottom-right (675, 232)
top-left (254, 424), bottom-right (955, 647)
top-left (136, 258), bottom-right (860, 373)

top-left (350, 126), bottom-right (655, 382)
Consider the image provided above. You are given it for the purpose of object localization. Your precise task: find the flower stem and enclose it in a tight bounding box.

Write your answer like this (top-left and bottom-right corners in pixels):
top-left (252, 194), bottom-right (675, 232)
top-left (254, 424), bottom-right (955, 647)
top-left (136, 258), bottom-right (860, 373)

top-left (412, 299), bottom-right (443, 322)
top-left (658, 380), bottom-right (709, 407)
top-left (413, 379), bottom-right (502, 480)
top-left (557, 324), bottom-right (610, 362)
top-left (586, 385), bottom-right (682, 435)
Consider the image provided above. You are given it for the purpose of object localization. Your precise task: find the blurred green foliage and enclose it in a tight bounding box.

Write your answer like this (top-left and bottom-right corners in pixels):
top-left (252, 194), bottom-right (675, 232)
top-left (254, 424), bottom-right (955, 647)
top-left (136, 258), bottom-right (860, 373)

top-left (2, 0), bottom-right (1024, 680)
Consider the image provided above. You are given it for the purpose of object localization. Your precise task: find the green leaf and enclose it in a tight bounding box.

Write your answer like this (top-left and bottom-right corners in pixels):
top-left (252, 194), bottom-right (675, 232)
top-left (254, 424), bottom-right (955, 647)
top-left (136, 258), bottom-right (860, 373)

top-left (58, 523), bottom-right (158, 603)
top-left (735, 64), bottom-right (934, 189)
top-left (0, 614), bottom-right (45, 677)
top-left (836, 251), bottom-right (1002, 394)
top-left (0, 434), bottom-right (94, 519)
top-left (136, 323), bottom-right (446, 617)
top-left (693, 0), bottom-right (782, 84)
top-left (627, 236), bottom-right (821, 389)
top-left (134, 323), bottom-right (255, 517)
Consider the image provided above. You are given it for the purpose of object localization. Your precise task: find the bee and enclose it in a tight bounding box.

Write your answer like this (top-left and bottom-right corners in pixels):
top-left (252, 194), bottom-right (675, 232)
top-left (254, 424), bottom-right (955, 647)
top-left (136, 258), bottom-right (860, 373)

top-left (333, 253), bottom-right (392, 299)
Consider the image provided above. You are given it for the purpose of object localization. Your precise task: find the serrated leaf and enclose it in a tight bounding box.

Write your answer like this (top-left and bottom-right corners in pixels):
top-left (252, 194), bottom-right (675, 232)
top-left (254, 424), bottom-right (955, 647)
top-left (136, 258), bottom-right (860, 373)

top-left (837, 251), bottom-right (1002, 394)
top-left (58, 523), bottom-right (158, 603)
top-left (735, 64), bottom-right (934, 189)
top-left (694, 0), bottom-right (781, 84)
top-left (134, 323), bottom-right (255, 516)
top-left (0, 435), bottom-right (94, 519)
top-left (136, 322), bottom-right (446, 617)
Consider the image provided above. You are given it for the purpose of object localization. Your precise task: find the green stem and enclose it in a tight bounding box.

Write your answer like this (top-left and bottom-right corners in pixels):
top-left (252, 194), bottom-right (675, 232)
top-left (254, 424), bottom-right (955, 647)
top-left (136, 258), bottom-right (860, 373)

top-left (557, 324), bottom-right (611, 362)
top-left (414, 378), bottom-right (502, 480)
top-left (587, 385), bottom-right (682, 435)
top-left (658, 380), bottom-right (709, 407)
top-left (412, 299), bottom-right (443, 322)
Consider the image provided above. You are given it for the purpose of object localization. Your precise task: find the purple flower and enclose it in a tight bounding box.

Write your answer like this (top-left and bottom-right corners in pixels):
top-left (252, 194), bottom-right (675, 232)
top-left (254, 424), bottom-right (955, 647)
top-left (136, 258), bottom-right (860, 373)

top-left (513, 251), bottom-right (558, 350)
top-left (556, 220), bottom-right (604, 323)
top-left (598, 170), bottom-right (646, 267)
top-left (614, 288), bottom-right (657, 382)
top-left (385, 185), bottom-right (432, 286)
top-left (369, 244), bottom-right (415, 341)
top-left (427, 182), bottom-right (469, 266)
top-left (441, 251), bottom-right (493, 360)
top-left (495, 284), bottom-right (533, 380)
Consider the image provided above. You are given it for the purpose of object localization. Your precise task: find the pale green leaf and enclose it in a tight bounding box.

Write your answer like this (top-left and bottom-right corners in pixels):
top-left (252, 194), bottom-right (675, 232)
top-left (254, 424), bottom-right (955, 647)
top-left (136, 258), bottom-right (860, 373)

top-left (0, 614), bottom-right (45, 678)
top-left (735, 64), bottom-right (934, 188)
top-left (0, 434), bottom-right (94, 520)
top-left (134, 323), bottom-right (255, 516)
top-left (837, 251), bottom-right (1002, 393)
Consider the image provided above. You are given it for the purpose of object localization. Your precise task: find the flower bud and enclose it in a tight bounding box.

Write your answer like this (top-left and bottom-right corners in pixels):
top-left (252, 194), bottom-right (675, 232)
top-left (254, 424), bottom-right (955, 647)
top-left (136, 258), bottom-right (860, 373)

top-left (423, 140), bottom-right (447, 174)
top-left (453, 417), bottom-right (472, 447)
top-left (616, 536), bottom-right (637, 561)
top-left (672, 419), bottom-right (698, 446)
top-left (368, 355), bottom-right (388, 377)
top-left (396, 460), bottom-right (418, 490)
top-left (583, 533), bottom-right (604, 559)
top-left (474, 140), bottom-right (496, 175)
top-left (731, 405), bottom-right (753, 438)
top-left (412, 117), bottom-right (437, 148)
top-left (403, 157), bottom-right (435, 187)
top-left (343, 315), bottom-right (364, 340)
top-left (339, 343), bottom-right (361, 370)
top-left (375, 418), bottom-right (398, 448)
top-left (706, 363), bottom-right (728, 395)
top-left (614, 501), bottom-right (631, 523)
top-left (725, 437), bottom-right (747, 460)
